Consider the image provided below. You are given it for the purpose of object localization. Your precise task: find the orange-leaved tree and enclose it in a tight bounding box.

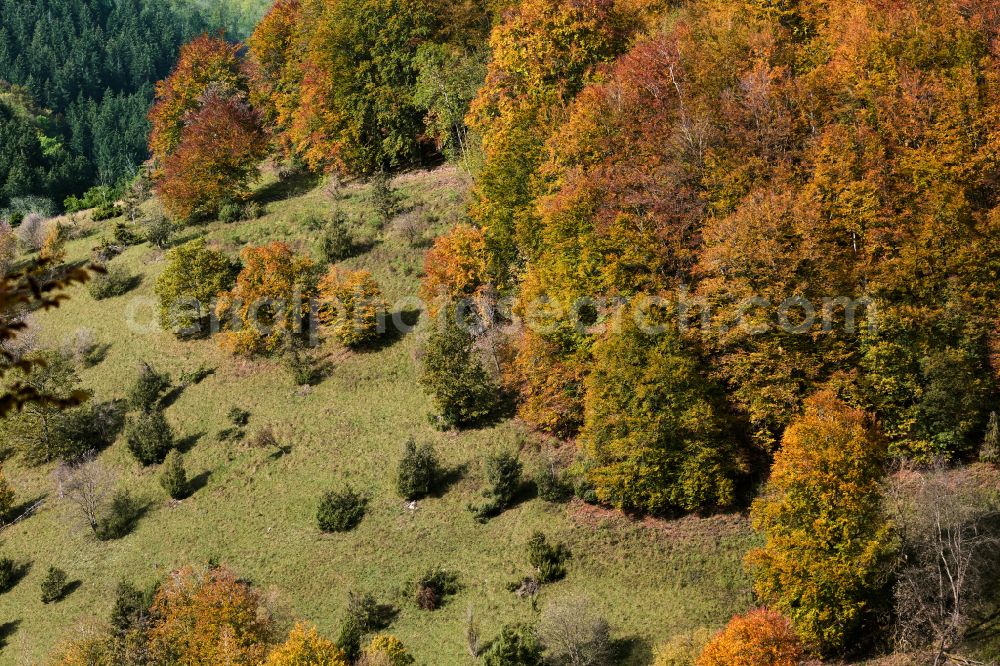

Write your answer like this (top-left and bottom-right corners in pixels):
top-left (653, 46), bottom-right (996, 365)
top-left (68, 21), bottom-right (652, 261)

top-left (156, 90), bottom-right (267, 221)
top-left (420, 223), bottom-right (489, 316)
top-left (147, 565), bottom-right (276, 665)
top-left (696, 609), bottom-right (802, 666)
top-left (148, 34), bottom-right (247, 164)
top-left (266, 622), bottom-right (349, 665)
top-left (317, 266), bottom-right (387, 347)
top-left (216, 242), bottom-right (318, 356)
top-left (746, 390), bottom-right (897, 655)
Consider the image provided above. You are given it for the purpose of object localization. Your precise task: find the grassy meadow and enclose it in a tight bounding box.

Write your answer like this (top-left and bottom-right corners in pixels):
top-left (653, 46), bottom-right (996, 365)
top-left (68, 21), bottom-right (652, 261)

top-left (0, 166), bottom-right (757, 665)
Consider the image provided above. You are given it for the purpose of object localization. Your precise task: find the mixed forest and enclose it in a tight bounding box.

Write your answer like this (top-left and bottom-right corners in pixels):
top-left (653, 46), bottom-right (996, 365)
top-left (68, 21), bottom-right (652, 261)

top-left (1, 0), bottom-right (1000, 664)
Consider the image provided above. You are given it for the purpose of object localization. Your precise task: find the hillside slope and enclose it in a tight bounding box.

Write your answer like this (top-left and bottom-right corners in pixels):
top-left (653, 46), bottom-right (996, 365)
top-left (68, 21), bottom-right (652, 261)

top-left (0, 167), bottom-right (756, 664)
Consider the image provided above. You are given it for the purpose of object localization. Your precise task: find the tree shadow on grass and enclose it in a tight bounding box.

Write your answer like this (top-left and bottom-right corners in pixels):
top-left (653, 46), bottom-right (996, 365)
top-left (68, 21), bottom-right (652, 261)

top-left (0, 561), bottom-right (32, 594)
top-left (185, 470), bottom-right (212, 497)
top-left (0, 620), bottom-right (20, 648)
top-left (430, 463), bottom-right (468, 499)
top-left (175, 432), bottom-right (205, 454)
top-left (356, 308), bottom-right (422, 354)
top-left (3, 494), bottom-right (46, 526)
top-left (57, 580), bottom-right (82, 602)
top-left (612, 636), bottom-right (654, 665)
top-left (253, 170), bottom-right (321, 205)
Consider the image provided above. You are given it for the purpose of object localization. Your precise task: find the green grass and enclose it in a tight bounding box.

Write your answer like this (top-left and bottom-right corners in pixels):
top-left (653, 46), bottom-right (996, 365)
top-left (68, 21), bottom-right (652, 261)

top-left (0, 166), bottom-right (757, 664)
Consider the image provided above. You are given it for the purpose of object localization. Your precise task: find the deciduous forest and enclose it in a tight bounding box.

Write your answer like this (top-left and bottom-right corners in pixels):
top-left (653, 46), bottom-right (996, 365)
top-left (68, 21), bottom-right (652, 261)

top-left (1, 0), bottom-right (999, 664)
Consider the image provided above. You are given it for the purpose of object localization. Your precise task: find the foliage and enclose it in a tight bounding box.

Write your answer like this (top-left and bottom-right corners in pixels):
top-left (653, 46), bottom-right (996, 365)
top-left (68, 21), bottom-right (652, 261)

top-left (40, 566), bottom-right (68, 604)
top-left (156, 90), bottom-right (267, 222)
top-left (527, 532), bottom-right (570, 583)
top-left (0, 0), bottom-right (214, 199)
top-left (481, 624), bottom-right (543, 666)
top-left (217, 242), bottom-right (318, 356)
top-left (125, 409), bottom-right (175, 466)
top-left (412, 44), bottom-right (487, 165)
top-left (652, 629), bottom-right (713, 666)
top-left (361, 634), bottom-right (414, 666)
top-left (40, 222), bottom-right (69, 264)
top-left (0, 259), bottom-right (93, 418)
top-left (534, 463), bottom-right (572, 503)
top-left (110, 580), bottom-right (154, 633)
top-left (414, 568), bottom-right (459, 610)
top-left (581, 314), bottom-right (737, 514)
top-left (695, 609), bottom-right (802, 666)
top-left (537, 595), bottom-right (613, 666)
top-left (317, 488), bottom-right (367, 533)
top-left (419, 223), bottom-right (489, 315)
top-left (155, 238), bottom-right (237, 336)
top-left (160, 450), bottom-right (189, 499)
top-left (284, 348), bottom-right (322, 386)
top-left (258, 0), bottom-right (437, 175)
top-left (147, 565), bottom-right (275, 665)
top-left (128, 362), bottom-right (171, 413)
top-left (419, 306), bottom-right (499, 428)
top-left (88, 264), bottom-right (137, 301)
top-left (317, 266), bottom-right (387, 347)
top-left (396, 437), bottom-right (442, 500)
top-left (336, 591), bottom-right (393, 659)
top-left (266, 622), bottom-right (349, 666)
top-left (746, 391), bottom-right (897, 655)
top-left (470, 451), bottom-right (522, 521)
top-left (0, 349), bottom-right (94, 464)
top-left (95, 490), bottom-right (141, 541)
top-left (148, 35), bottom-right (247, 164)
top-left (145, 212), bottom-right (174, 249)
top-left (318, 211), bottom-right (355, 263)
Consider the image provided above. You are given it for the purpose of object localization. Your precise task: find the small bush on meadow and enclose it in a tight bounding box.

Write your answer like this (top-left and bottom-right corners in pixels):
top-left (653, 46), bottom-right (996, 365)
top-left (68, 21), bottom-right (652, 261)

top-left (125, 409), bottom-right (174, 466)
top-left (145, 213), bottom-right (173, 248)
top-left (359, 634), bottom-right (414, 666)
top-left (535, 463), bottom-right (572, 503)
top-left (481, 624), bottom-right (543, 666)
top-left (317, 266), bottom-right (387, 348)
top-left (93, 203), bottom-right (123, 222)
top-left (218, 201), bottom-right (242, 223)
top-left (469, 451), bottom-right (522, 522)
top-left (652, 628), bottom-right (713, 666)
top-left (527, 532), bottom-right (570, 583)
top-left (414, 568), bottom-right (459, 610)
top-left (110, 580), bottom-right (155, 632)
top-left (229, 407), bottom-right (251, 427)
top-left (127, 362), bottom-right (171, 412)
top-left (96, 489), bottom-right (141, 540)
top-left (40, 566), bottom-right (68, 603)
top-left (696, 609), bottom-right (802, 666)
top-left (159, 450), bottom-right (188, 499)
top-left (317, 488), bottom-right (367, 533)
top-left (88, 264), bottom-right (137, 300)
top-left (538, 595), bottom-right (613, 666)
top-left (396, 437), bottom-right (441, 500)
top-left (65, 328), bottom-right (106, 368)
top-left (284, 348), bottom-right (323, 386)
top-left (337, 591), bottom-right (393, 659)
top-left (318, 211), bottom-right (354, 263)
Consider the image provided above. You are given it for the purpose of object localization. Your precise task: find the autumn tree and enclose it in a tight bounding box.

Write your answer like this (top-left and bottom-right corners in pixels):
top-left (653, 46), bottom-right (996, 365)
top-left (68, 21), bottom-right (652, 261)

top-left (278, 0), bottom-right (438, 175)
top-left (266, 622), bottom-right (349, 666)
top-left (155, 238), bottom-right (237, 337)
top-left (420, 223), bottom-right (489, 316)
top-left (581, 313), bottom-right (738, 514)
top-left (696, 609), bottom-right (802, 666)
top-left (156, 90), bottom-right (267, 222)
top-left (216, 242), bottom-right (318, 356)
top-left (746, 391), bottom-right (897, 655)
top-left (317, 267), bottom-right (387, 347)
top-left (149, 35), bottom-right (247, 164)
top-left (148, 565), bottom-right (276, 665)
top-left (466, 0), bottom-right (641, 285)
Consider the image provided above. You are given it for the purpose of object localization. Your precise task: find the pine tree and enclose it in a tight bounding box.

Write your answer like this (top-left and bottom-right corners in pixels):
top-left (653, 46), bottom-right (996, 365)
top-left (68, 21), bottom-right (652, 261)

top-left (159, 450), bottom-right (188, 499)
top-left (419, 306), bottom-right (498, 428)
